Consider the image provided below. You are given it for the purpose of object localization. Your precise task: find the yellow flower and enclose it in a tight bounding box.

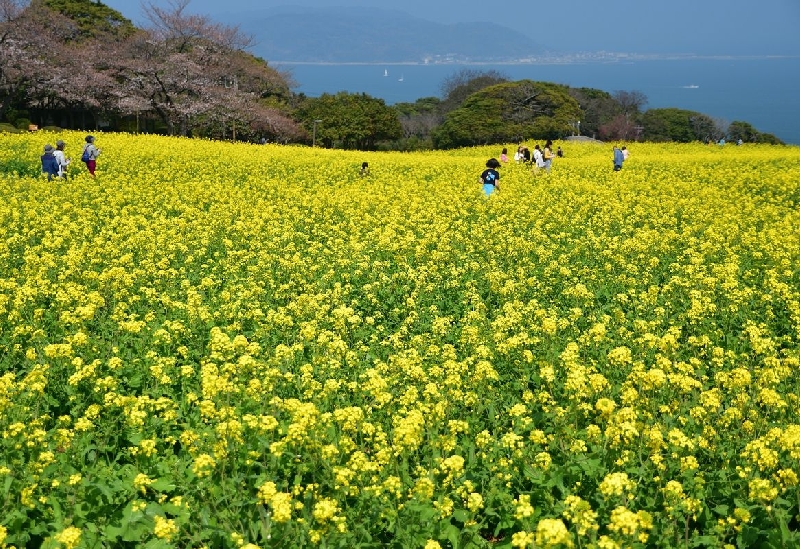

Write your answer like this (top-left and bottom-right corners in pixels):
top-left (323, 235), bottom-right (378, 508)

top-left (133, 473), bottom-right (153, 495)
top-left (535, 518), bottom-right (573, 548)
top-left (54, 526), bottom-right (82, 549)
top-left (511, 531), bottom-right (535, 548)
top-left (153, 515), bottom-right (178, 541)
top-left (599, 472), bottom-right (635, 498)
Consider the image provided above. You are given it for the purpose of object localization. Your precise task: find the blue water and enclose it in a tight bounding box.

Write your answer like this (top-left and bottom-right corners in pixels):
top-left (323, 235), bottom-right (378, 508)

top-left (279, 57), bottom-right (800, 144)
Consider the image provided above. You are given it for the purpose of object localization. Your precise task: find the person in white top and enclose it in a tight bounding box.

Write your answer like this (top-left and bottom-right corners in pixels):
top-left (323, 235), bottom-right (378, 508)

top-left (532, 145), bottom-right (545, 170)
top-left (53, 140), bottom-right (71, 179)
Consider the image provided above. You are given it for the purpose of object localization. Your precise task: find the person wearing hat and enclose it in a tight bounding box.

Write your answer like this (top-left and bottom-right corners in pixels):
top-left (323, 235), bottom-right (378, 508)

top-left (54, 139), bottom-right (71, 179)
top-left (41, 144), bottom-right (59, 181)
top-left (82, 135), bottom-right (101, 177)
top-left (479, 158), bottom-right (501, 196)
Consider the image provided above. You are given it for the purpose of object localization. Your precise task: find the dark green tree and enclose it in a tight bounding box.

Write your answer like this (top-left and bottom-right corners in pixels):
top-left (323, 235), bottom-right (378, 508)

top-left (727, 120), bottom-right (784, 144)
top-left (431, 80), bottom-right (581, 149)
top-left (393, 96), bottom-right (442, 148)
top-left (568, 87), bottom-right (618, 139)
top-left (728, 120), bottom-right (760, 143)
top-left (295, 91), bottom-right (402, 149)
top-left (641, 108), bottom-right (717, 142)
top-left (41, 0), bottom-right (136, 40)
top-left (438, 68), bottom-right (509, 115)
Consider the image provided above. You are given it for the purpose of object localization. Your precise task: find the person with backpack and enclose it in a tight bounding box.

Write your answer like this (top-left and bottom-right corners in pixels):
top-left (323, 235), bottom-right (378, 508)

top-left (41, 144), bottom-right (59, 181)
top-left (82, 135), bottom-right (101, 177)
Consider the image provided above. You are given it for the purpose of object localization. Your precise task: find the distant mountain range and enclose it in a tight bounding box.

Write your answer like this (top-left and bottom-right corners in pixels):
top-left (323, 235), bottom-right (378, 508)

top-left (221, 7), bottom-right (543, 63)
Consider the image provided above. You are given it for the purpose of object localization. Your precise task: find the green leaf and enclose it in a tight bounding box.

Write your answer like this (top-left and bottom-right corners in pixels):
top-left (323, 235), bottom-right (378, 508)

top-left (150, 478), bottom-right (176, 492)
top-left (444, 524), bottom-right (461, 548)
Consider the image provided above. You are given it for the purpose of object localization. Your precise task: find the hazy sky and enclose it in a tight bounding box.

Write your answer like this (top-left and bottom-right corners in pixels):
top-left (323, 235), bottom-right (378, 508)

top-left (103, 0), bottom-right (800, 56)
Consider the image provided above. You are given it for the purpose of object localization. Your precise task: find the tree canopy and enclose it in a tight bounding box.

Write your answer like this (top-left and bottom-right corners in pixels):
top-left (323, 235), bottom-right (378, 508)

top-left (431, 80), bottom-right (581, 149)
top-left (0, 0), bottom-right (301, 140)
top-left (294, 92), bottom-right (402, 150)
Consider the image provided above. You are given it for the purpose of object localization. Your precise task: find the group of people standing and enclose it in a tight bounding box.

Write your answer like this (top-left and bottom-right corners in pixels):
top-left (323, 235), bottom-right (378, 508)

top-left (40, 135), bottom-right (101, 180)
top-left (481, 140), bottom-right (559, 196)
top-left (507, 140), bottom-right (559, 172)
top-left (481, 141), bottom-right (632, 196)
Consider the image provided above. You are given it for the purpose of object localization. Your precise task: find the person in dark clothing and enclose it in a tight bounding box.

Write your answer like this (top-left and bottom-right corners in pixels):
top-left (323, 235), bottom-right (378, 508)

top-left (41, 144), bottom-right (59, 180)
top-left (479, 158), bottom-right (501, 196)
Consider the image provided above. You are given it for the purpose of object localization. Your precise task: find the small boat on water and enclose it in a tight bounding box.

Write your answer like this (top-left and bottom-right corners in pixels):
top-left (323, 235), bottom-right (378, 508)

top-left (682, 84), bottom-right (700, 89)
top-left (383, 69), bottom-right (388, 77)
top-left (398, 74), bottom-right (404, 82)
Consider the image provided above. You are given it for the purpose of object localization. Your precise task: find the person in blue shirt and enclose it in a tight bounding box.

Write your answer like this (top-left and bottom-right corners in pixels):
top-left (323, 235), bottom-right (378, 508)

top-left (613, 145), bottom-right (625, 171)
top-left (479, 158), bottom-right (501, 196)
top-left (41, 144), bottom-right (59, 180)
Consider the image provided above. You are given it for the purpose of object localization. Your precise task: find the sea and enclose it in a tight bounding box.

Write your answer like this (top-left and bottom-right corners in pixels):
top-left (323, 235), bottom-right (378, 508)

top-left (277, 56), bottom-right (800, 145)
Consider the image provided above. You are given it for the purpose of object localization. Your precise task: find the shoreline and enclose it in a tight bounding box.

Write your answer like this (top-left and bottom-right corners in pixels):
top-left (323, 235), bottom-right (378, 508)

top-left (270, 54), bottom-right (800, 66)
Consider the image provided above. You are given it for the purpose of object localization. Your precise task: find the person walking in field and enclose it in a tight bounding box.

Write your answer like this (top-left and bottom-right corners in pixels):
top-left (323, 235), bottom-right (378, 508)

top-left (543, 140), bottom-right (555, 172)
top-left (613, 145), bottom-right (625, 171)
top-left (532, 144), bottom-right (545, 172)
top-left (82, 135), bottom-right (101, 177)
top-left (53, 140), bottom-right (71, 179)
top-left (479, 158), bottom-right (501, 196)
top-left (41, 144), bottom-right (59, 181)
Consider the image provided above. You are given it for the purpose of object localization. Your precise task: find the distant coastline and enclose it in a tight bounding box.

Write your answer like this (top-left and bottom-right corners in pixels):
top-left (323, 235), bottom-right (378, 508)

top-left (284, 57), bottom-right (800, 144)
top-left (270, 53), bottom-right (800, 66)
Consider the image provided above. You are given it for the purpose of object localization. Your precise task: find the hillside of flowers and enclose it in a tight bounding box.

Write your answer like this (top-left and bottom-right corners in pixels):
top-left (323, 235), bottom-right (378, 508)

top-left (1, 132), bottom-right (799, 548)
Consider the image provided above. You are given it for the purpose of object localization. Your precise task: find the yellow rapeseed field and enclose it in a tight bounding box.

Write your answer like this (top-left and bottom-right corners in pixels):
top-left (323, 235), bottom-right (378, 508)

top-left (1, 131), bottom-right (799, 548)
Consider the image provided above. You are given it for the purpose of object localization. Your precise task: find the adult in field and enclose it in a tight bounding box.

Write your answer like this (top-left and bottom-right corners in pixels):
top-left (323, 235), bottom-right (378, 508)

top-left (613, 145), bottom-right (625, 171)
top-left (41, 144), bottom-right (59, 181)
top-left (82, 135), bottom-right (101, 177)
top-left (479, 158), bottom-right (501, 196)
top-left (54, 140), bottom-right (71, 179)
top-left (532, 145), bottom-right (545, 171)
top-left (543, 140), bottom-right (554, 172)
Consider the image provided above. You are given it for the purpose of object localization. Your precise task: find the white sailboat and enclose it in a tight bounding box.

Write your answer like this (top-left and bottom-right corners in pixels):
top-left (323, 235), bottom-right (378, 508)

top-left (398, 74), bottom-right (404, 82)
top-left (383, 69), bottom-right (388, 77)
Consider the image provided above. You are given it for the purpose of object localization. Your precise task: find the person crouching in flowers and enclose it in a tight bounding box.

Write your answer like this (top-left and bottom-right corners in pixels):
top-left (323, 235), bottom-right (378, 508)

top-left (479, 158), bottom-right (501, 196)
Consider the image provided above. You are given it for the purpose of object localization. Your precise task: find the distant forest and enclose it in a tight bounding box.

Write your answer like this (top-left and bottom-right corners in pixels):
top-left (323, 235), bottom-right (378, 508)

top-left (0, 0), bottom-right (783, 149)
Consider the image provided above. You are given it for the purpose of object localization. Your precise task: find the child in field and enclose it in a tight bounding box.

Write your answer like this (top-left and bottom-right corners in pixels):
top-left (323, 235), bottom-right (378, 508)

top-left (479, 158), bottom-right (501, 196)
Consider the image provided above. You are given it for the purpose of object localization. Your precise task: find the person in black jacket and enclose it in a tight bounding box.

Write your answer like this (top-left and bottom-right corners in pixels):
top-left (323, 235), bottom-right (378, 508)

top-left (41, 144), bottom-right (59, 181)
